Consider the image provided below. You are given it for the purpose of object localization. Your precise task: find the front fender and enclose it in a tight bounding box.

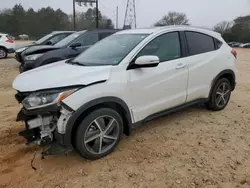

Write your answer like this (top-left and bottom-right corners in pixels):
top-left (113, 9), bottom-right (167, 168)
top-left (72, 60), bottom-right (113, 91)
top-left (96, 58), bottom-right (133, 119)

top-left (63, 96), bottom-right (132, 147)
top-left (35, 48), bottom-right (71, 67)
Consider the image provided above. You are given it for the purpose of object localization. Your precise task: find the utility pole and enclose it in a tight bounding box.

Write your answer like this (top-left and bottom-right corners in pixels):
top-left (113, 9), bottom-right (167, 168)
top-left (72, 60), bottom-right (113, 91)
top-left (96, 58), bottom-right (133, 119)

top-left (116, 6), bottom-right (119, 29)
top-left (73, 0), bottom-right (76, 30)
top-left (74, 0), bottom-right (99, 29)
top-left (96, 0), bottom-right (99, 28)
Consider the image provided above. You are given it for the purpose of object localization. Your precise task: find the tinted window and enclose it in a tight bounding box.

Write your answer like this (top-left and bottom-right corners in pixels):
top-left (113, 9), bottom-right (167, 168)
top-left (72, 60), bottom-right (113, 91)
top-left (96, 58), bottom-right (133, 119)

top-left (185, 32), bottom-right (215, 55)
top-left (6, 35), bottom-right (11, 40)
top-left (77, 33), bottom-right (99, 46)
top-left (137, 32), bottom-right (181, 62)
top-left (36, 34), bottom-right (53, 44)
top-left (55, 31), bottom-right (86, 48)
top-left (215, 39), bottom-right (222, 49)
top-left (49, 34), bottom-right (69, 45)
top-left (99, 32), bottom-right (113, 40)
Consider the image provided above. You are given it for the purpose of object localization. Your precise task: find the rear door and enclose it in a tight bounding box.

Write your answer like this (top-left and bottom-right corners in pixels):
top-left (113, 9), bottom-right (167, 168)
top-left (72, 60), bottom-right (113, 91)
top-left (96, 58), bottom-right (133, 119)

top-left (183, 31), bottom-right (220, 102)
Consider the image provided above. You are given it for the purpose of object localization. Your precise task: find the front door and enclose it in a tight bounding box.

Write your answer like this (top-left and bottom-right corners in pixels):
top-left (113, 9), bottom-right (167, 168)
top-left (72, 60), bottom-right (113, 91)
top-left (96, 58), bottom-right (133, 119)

top-left (128, 32), bottom-right (188, 122)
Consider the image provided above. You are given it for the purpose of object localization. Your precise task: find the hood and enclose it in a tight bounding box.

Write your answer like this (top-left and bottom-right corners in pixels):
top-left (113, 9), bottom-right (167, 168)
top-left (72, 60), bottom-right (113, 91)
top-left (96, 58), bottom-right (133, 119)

top-left (24, 45), bottom-right (59, 55)
top-left (15, 42), bottom-right (35, 50)
top-left (13, 60), bottom-right (112, 92)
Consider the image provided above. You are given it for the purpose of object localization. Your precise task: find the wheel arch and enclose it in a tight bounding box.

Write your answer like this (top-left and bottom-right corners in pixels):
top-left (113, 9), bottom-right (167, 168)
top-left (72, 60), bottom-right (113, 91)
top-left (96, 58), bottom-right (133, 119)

top-left (64, 97), bottom-right (133, 147)
top-left (209, 69), bottom-right (236, 98)
top-left (0, 46), bottom-right (8, 51)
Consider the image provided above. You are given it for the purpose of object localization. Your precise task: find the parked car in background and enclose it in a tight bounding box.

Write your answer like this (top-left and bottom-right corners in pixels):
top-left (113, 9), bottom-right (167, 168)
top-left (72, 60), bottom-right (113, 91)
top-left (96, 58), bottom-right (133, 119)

top-left (241, 43), bottom-right (250, 48)
top-left (0, 33), bottom-right (15, 59)
top-left (228, 42), bottom-right (235, 47)
top-left (15, 31), bottom-right (75, 63)
top-left (18, 34), bottom-right (29, 40)
top-left (19, 29), bottom-right (120, 72)
top-left (239, 43), bottom-right (245, 47)
top-left (13, 26), bottom-right (237, 160)
top-left (228, 42), bottom-right (242, 47)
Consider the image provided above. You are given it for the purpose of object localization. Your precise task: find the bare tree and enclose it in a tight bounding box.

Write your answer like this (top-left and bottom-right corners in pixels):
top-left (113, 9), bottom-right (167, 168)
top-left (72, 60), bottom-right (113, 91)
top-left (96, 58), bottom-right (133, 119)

top-left (213, 21), bottom-right (233, 34)
top-left (154, 11), bottom-right (189, 26)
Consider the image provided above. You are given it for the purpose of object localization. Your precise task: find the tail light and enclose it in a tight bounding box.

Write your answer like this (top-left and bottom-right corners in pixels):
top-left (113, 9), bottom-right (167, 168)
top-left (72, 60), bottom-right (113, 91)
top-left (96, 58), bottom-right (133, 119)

top-left (231, 49), bottom-right (237, 58)
top-left (5, 39), bottom-right (14, 43)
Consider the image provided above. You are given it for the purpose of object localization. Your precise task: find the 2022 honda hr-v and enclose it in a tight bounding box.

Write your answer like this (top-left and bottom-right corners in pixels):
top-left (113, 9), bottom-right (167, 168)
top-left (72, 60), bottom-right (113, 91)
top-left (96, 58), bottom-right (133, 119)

top-left (13, 26), bottom-right (237, 160)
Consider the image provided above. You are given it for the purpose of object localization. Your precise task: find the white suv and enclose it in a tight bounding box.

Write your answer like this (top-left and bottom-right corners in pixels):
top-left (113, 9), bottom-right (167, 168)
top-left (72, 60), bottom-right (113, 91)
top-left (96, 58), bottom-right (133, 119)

top-left (0, 33), bottom-right (15, 59)
top-left (13, 26), bottom-right (237, 160)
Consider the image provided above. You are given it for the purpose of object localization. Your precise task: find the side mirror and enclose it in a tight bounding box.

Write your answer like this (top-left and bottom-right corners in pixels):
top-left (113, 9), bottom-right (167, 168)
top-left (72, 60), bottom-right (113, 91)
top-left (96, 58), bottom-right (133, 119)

top-left (70, 43), bottom-right (81, 48)
top-left (135, 55), bottom-right (160, 66)
top-left (127, 55), bottom-right (160, 70)
top-left (46, 41), bottom-right (52, 45)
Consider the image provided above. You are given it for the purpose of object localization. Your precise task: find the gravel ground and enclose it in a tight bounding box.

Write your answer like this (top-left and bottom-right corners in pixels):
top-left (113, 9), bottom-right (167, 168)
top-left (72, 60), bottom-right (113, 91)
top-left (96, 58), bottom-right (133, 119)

top-left (0, 48), bottom-right (250, 188)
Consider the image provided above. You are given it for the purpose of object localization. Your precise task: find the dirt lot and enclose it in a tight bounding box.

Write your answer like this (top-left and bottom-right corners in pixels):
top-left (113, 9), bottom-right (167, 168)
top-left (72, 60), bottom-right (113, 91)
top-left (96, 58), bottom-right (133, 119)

top-left (0, 48), bottom-right (250, 188)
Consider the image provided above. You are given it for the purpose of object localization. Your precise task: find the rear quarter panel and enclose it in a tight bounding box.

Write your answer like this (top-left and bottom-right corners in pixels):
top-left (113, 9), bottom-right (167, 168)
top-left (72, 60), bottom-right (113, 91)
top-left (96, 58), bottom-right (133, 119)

top-left (186, 43), bottom-right (236, 102)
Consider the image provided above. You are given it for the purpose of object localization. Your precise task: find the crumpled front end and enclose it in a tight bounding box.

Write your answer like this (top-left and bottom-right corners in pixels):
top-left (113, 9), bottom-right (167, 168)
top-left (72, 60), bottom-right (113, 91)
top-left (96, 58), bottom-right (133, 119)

top-left (15, 91), bottom-right (73, 147)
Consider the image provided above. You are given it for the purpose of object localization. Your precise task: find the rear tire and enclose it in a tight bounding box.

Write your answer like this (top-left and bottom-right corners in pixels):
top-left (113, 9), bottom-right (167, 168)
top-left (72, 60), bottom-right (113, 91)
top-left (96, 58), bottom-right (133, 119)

top-left (0, 48), bottom-right (7, 59)
top-left (76, 108), bottom-right (123, 160)
top-left (205, 78), bottom-right (232, 111)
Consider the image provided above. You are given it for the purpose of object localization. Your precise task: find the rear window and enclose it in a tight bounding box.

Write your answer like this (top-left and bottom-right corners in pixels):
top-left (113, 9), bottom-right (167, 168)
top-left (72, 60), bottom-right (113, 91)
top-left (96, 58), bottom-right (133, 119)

top-left (99, 32), bottom-right (113, 40)
top-left (215, 39), bottom-right (223, 49)
top-left (6, 35), bottom-right (11, 40)
top-left (185, 31), bottom-right (215, 55)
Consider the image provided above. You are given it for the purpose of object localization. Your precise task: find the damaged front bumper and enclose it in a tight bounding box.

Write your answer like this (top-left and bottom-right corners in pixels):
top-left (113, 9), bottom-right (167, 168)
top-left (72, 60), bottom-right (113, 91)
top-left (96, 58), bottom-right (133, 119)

top-left (17, 103), bottom-right (73, 147)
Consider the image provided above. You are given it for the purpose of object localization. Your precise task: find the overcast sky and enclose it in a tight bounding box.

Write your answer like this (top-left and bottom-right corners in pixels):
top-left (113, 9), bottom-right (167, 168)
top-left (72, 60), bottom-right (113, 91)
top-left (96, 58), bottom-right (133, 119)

top-left (3, 0), bottom-right (250, 28)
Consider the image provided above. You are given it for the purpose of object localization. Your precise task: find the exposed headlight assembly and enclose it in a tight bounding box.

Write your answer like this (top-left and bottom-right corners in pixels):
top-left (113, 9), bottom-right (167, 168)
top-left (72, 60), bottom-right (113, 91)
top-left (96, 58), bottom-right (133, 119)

top-left (22, 88), bottom-right (78, 110)
top-left (25, 54), bottom-right (43, 61)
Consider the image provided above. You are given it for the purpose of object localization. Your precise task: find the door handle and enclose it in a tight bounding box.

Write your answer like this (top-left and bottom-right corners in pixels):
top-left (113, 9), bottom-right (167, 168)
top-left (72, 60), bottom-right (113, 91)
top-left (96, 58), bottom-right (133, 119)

top-left (175, 63), bottom-right (186, 70)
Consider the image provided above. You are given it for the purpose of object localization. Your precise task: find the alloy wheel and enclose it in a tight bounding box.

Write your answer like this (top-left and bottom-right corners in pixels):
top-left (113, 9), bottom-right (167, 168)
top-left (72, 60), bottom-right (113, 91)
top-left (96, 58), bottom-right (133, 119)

top-left (215, 82), bottom-right (231, 108)
top-left (84, 115), bottom-right (119, 155)
top-left (0, 49), bottom-right (6, 59)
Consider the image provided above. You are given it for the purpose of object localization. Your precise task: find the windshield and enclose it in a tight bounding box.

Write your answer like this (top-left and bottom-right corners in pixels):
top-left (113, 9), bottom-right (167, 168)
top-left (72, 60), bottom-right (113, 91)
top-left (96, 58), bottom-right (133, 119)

top-left (36, 34), bottom-right (53, 44)
top-left (55, 31), bottom-right (86, 48)
top-left (73, 34), bottom-right (149, 66)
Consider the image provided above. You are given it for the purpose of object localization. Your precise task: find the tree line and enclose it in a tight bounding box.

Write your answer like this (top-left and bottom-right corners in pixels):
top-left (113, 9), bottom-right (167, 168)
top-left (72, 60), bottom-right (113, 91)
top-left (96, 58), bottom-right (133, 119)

top-left (213, 16), bottom-right (250, 43)
top-left (155, 11), bottom-right (250, 43)
top-left (0, 4), bottom-right (249, 43)
top-left (0, 4), bottom-right (114, 39)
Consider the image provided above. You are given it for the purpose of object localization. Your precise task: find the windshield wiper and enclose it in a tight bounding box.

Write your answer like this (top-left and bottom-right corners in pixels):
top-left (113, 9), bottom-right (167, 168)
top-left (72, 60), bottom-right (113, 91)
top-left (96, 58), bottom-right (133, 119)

top-left (65, 59), bottom-right (86, 66)
top-left (72, 61), bottom-right (86, 66)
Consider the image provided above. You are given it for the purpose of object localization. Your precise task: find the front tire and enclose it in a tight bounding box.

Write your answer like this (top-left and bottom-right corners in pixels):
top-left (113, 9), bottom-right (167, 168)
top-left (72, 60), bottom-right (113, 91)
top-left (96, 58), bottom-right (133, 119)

top-left (0, 48), bottom-right (7, 59)
top-left (76, 108), bottom-right (123, 160)
top-left (205, 78), bottom-right (232, 111)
